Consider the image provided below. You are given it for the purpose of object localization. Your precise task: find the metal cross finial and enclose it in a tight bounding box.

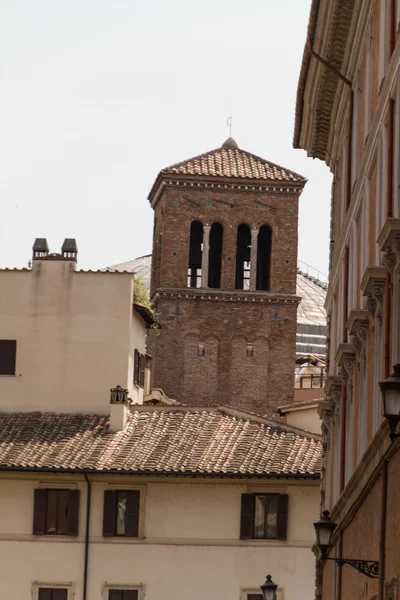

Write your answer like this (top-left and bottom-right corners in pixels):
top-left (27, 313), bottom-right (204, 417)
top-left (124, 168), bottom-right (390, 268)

top-left (227, 111), bottom-right (232, 137)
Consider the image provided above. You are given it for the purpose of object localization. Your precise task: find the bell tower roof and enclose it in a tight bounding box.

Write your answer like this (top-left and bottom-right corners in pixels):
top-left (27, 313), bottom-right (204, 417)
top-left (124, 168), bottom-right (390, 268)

top-left (148, 140), bottom-right (307, 205)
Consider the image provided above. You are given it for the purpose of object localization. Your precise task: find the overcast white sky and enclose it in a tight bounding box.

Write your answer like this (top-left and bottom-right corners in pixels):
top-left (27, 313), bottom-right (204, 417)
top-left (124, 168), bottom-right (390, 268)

top-left (0, 0), bottom-right (332, 277)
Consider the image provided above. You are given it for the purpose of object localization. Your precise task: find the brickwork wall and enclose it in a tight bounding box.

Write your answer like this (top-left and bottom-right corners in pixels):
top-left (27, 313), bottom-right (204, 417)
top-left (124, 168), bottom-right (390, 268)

top-left (385, 446), bottom-right (400, 582)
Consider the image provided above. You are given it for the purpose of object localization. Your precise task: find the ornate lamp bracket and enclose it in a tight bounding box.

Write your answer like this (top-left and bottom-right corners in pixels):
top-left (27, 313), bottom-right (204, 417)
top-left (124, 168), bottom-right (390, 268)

top-left (324, 557), bottom-right (379, 579)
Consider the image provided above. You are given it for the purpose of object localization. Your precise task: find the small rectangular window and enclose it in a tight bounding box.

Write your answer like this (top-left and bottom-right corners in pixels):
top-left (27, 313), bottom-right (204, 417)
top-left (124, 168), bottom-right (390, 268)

top-left (38, 589), bottom-right (68, 600)
top-left (108, 590), bottom-right (138, 600)
top-left (240, 493), bottom-right (288, 540)
top-left (134, 350), bottom-right (145, 388)
top-left (103, 490), bottom-right (140, 537)
top-left (0, 340), bottom-right (16, 375)
top-left (33, 489), bottom-right (80, 536)
top-left (247, 595), bottom-right (263, 600)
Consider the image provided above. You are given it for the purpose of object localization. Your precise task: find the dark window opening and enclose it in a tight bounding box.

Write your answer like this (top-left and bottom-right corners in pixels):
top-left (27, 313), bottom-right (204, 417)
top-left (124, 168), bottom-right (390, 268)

top-left (33, 489), bottom-right (80, 536)
top-left (247, 595), bottom-right (263, 600)
top-left (38, 588), bottom-right (68, 600)
top-left (256, 225), bottom-right (272, 291)
top-left (188, 221), bottom-right (203, 288)
top-left (0, 340), bottom-right (16, 375)
top-left (208, 222), bottom-right (223, 289)
top-left (109, 591), bottom-right (138, 600)
top-left (134, 350), bottom-right (145, 388)
top-left (103, 490), bottom-right (140, 538)
top-left (235, 224), bottom-right (251, 290)
top-left (240, 493), bottom-right (288, 540)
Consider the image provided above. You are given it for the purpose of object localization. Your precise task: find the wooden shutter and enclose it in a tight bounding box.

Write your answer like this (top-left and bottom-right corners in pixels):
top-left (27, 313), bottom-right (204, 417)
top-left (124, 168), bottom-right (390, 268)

top-left (52, 590), bottom-right (68, 600)
top-left (125, 490), bottom-right (140, 537)
top-left (38, 589), bottom-right (52, 600)
top-left (276, 493), bottom-right (289, 540)
top-left (123, 592), bottom-right (138, 600)
top-left (67, 490), bottom-right (80, 536)
top-left (33, 488), bottom-right (47, 535)
top-left (134, 349), bottom-right (139, 385)
top-left (240, 493), bottom-right (254, 539)
top-left (139, 354), bottom-right (145, 388)
top-left (103, 490), bottom-right (117, 536)
top-left (0, 340), bottom-right (16, 375)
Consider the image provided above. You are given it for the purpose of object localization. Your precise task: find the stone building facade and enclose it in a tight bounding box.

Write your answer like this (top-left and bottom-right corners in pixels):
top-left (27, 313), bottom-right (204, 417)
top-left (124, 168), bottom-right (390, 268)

top-left (146, 137), bottom-right (307, 415)
top-left (295, 0), bottom-right (400, 598)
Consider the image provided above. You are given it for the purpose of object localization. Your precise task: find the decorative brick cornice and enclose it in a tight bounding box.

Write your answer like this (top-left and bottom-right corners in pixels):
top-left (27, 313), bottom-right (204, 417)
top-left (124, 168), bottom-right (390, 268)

top-left (346, 309), bottom-right (369, 355)
top-left (154, 288), bottom-right (301, 306)
top-left (360, 266), bottom-right (386, 318)
top-left (377, 218), bottom-right (400, 273)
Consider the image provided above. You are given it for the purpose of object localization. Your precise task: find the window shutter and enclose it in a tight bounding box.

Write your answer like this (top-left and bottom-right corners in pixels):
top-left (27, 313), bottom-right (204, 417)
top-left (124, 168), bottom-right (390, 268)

top-left (108, 591), bottom-right (122, 600)
top-left (240, 493), bottom-right (254, 539)
top-left (103, 490), bottom-right (117, 536)
top-left (53, 590), bottom-right (68, 600)
top-left (276, 493), bottom-right (289, 540)
top-left (38, 589), bottom-right (52, 600)
top-left (33, 488), bottom-right (47, 535)
top-left (0, 340), bottom-right (16, 375)
top-left (139, 354), bottom-right (145, 388)
top-left (67, 490), bottom-right (80, 536)
top-left (134, 349), bottom-right (139, 385)
top-left (123, 592), bottom-right (138, 600)
top-left (125, 490), bottom-right (140, 537)
top-left (247, 595), bottom-right (263, 600)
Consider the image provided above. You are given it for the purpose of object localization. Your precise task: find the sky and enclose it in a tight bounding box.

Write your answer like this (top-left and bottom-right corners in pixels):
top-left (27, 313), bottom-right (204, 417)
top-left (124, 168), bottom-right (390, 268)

top-left (0, 0), bottom-right (332, 278)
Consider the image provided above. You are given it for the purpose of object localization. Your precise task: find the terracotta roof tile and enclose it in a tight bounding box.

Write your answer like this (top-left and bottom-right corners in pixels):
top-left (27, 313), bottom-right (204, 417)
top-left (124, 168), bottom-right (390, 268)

top-left (0, 408), bottom-right (321, 477)
top-left (160, 146), bottom-right (306, 183)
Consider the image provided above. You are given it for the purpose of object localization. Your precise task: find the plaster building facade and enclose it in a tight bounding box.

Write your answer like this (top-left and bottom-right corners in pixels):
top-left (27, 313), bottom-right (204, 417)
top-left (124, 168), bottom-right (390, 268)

top-left (295, 1), bottom-right (400, 598)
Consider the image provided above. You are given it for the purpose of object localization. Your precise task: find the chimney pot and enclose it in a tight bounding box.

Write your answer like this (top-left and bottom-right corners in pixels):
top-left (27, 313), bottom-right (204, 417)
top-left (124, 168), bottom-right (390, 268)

top-left (109, 385), bottom-right (130, 431)
top-left (32, 238), bottom-right (49, 259)
top-left (61, 238), bottom-right (78, 261)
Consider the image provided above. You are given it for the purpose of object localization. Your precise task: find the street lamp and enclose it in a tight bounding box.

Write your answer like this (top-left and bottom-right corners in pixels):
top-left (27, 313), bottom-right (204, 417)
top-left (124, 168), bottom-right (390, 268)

top-left (379, 364), bottom-right (400, 440)
top-left (260, 575), bottom-right (278, 600)
top-left (313, 510), bottom-right (379, 578)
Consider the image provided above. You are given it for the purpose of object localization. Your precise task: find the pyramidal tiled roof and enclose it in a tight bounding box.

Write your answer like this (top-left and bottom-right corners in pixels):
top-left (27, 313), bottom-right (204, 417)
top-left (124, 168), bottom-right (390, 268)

top-left (0, 407), bottom-right (321, 477)
top-left (157, 138), bottom-right (307, 184)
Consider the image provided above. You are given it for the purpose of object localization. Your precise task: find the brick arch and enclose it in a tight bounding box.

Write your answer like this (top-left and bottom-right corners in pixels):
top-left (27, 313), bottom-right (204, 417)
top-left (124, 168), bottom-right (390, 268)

top-left (183, 333), bottom-right (219, 403)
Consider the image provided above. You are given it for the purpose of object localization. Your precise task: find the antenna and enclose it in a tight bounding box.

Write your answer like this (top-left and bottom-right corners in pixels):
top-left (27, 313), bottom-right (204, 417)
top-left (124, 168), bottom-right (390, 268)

top-left (227, 111), bottom-right (232, 137)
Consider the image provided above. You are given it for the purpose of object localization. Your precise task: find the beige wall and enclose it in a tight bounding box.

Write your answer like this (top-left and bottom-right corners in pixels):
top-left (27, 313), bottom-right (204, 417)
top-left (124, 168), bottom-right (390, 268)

top-left (0, 260), bottom-right (147, 413)
top-left (285, 406), bottom-right (321, 434)
top-left (0, 473), bottom-right (320, 600)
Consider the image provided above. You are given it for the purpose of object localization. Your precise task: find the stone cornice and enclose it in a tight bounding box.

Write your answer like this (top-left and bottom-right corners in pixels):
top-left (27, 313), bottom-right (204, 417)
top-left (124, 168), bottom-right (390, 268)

top-left (335, 343), bottom-right (356, 386)
top-left (377, 217), bottom-right (400, 273)
top-left (346, 309), bottom-right (369, 355)
top-left (153, 288), bottom-right (301, 306)
top-left (360, 266), bottom-right (387, 318)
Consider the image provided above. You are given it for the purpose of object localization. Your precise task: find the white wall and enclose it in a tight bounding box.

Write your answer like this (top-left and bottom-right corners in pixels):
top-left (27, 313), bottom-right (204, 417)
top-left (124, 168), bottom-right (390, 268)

top-left (285, 407), bottom-right (321, 434)
top-left (0, 474), bottom-right (320, 600)
top-left (0, 260), bottom-right (146, 413)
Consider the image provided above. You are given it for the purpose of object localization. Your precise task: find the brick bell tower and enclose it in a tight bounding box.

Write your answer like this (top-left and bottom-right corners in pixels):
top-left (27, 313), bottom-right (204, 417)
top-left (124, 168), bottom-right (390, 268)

top-left (148, 137), bottom-right (306, 416)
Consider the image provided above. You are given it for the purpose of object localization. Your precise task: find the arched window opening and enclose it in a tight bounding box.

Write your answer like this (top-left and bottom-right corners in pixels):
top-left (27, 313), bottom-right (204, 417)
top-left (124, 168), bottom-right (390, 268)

top-left (208, 222), bottom-right (223, 289)
top-left (256, 224), bottom-right (272, 291)
top-left (188, 221), bottom-right (203, 288)
top-left (235, 224), bottom-right (251, 290)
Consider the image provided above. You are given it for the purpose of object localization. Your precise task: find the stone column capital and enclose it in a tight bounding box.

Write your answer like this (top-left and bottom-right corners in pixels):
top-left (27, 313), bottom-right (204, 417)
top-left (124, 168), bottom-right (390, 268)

top-left (250, 227), bottom-right (259, 238)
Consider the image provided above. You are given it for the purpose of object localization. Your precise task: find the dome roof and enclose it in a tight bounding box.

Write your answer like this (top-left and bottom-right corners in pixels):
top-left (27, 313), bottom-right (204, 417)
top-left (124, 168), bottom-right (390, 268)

top-left (221, 137), bottom-right (239, 150)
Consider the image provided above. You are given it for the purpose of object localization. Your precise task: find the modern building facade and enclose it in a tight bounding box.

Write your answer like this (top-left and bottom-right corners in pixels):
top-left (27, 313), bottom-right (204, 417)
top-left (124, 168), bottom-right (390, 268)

top-left (295, 1), bottom-right (400, 598)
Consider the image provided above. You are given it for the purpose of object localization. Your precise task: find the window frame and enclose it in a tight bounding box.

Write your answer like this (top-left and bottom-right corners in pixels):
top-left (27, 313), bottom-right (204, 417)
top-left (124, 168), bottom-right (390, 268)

top-left (103, 487), bottom-right (144, 539)
top-left (33, 488), bottom-right (80, 537)
top-left (101, 584), bottom-right (144, 600)
top-left (32, 582), bottom-right (75, 600)
top-left (240, 492), bottom-right (288, 541)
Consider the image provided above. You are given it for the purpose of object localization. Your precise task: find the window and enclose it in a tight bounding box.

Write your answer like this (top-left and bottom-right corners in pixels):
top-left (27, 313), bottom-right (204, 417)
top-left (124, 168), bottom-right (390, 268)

top-left (108, 592), bottom-right (138, 600)
top-left (240, 493), bottom-right (288, 540)
top-left (256, 225), bottom-right (272, 291)
top-left (134, 350), bottom-right (145, 388)
top-left (235, 224), bottom-right (251, 290)
top-left (103, 490), bottom-right (140, 537)
top-left (33, 489), bottom-right (80, 536)
top-left (0, 339), bottom-right (16, 375)
top-left (247, 595), bottom-right (263, 600)
top-left (208, 222), bottom-right (223, 288)
top-left (188, 220), bottom-right (203, 288)
top-left (38, 589), bottom-right (68, 600)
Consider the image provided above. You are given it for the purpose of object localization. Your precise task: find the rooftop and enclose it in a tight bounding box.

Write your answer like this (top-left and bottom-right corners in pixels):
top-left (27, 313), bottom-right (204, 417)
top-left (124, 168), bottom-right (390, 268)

top-left (0, 406), bottom-right (322, 478)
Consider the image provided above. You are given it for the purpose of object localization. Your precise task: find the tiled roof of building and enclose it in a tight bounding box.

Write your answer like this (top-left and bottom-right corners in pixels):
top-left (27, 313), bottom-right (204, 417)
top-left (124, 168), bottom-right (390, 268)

top-left (0, 407), bottom-right (321, 477)
top-left (157, 140), bottom-right (307, 183)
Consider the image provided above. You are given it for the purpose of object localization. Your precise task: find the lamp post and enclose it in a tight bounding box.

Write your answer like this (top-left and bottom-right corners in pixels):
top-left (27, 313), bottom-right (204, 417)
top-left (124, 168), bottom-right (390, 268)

top-left (379, 364), bottom-right (400, 440)
top-left (260, 575), bottom-right (278, 600)
top-left (313, 510), bottom-right (379, 579)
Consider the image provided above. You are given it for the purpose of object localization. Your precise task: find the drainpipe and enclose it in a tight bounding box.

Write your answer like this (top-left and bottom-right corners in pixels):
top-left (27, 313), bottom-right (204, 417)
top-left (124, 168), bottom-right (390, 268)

top-left (83, 474), bottom-right (91, 600)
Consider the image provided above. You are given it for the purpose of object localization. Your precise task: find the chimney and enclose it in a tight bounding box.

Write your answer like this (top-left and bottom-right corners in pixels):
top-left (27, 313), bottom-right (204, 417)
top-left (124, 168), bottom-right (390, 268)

top-left (32, 238), bottom-right (49, 259)
top-left (61, 238), bottom-right (78, 261)
top-left (109, 385), bottom-right (130, 432)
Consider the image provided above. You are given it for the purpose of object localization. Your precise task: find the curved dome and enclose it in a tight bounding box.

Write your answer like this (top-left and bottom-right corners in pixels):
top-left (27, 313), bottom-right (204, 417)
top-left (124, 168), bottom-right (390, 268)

top-left (221, 137), bottom-right (239, 150)
top-left (109, 255), bottom-right (327, 358)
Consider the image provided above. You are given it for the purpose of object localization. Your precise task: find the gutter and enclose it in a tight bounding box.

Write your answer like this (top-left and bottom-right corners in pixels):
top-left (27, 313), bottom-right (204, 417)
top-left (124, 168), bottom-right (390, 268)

top-left (83, 474), bottom-right (91, 600)
top-left (0, 466), bottom-right (320, 480)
